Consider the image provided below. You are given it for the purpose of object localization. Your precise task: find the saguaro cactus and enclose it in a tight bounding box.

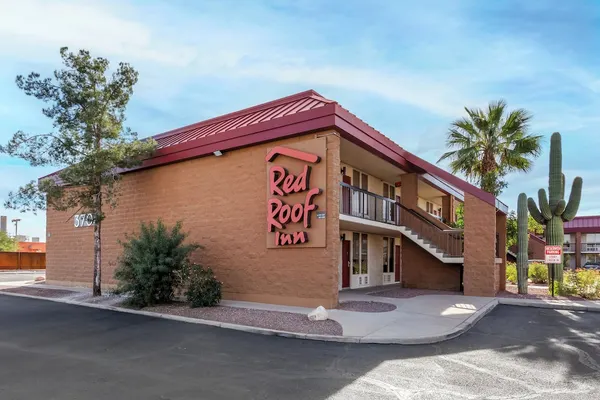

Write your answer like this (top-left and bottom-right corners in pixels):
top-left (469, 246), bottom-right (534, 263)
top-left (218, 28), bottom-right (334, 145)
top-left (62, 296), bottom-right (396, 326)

top-left (517, 193), bottom-right (529, 294)
top-left (528, 132), bottom-right (583, 283)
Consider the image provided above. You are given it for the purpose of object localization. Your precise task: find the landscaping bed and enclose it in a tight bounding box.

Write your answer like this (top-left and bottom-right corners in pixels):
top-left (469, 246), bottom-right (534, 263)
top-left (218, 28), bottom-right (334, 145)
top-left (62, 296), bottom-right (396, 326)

top-left (142, 303), bottom-right (343, 336)
top-left (338, 301), bottom-right (396, 312)
top-left (499, 285), bottom-right (581, 300)
top-left (367, 287), bottom-right (460, 299)
top-left (0, 286), bottom-right (76, 298)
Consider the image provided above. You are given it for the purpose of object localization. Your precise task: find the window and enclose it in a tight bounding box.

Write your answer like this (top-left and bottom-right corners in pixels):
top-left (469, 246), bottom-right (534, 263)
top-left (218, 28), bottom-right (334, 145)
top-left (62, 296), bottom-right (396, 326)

top-left (388, 238), bottom-right (395, 273)
top-left (352, 233), bottom-right (369, 275)
top-left (383, 237), bottom-right (395, 273)
top-left (361, 234), bottom-right (368, 274)
top-left (352, 233), bottom-right (360, 274)
top-left (383, 183), bottom-right (395, 200)
top-left (426, 201), bottom-right (434, 213)
top-left (382, 183), bottom-right (396, 222)
top-left (383, 237), bottom-right (389, 273)
top-left (353, 170), bottom-right (368, 190)
top-left (352, 169), bottom-right (369, 217)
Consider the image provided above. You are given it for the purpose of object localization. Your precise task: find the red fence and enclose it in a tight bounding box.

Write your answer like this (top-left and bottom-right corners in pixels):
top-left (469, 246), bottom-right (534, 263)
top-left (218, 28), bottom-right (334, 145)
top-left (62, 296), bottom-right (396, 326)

top-left (0, 252), bottom-right (46, 270)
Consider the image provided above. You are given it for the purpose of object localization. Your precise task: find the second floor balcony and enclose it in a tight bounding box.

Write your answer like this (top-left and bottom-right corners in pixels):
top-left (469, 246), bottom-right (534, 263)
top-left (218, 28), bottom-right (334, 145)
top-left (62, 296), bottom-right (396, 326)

top-left (563, 242), bottom-right (600, 253)
top-left (339, 182), bottom-right (464, 257)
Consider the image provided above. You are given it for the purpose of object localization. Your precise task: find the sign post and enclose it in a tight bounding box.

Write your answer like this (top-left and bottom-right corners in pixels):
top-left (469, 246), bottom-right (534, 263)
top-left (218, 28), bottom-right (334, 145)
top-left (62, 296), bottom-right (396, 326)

top-left (545, 245), bottom-right (563, 297)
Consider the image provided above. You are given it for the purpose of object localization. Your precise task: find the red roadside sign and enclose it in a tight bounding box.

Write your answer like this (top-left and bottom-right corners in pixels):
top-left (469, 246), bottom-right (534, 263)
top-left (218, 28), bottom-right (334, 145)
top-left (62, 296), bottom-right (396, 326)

top-left (545, 245), bottom-right (562, 264)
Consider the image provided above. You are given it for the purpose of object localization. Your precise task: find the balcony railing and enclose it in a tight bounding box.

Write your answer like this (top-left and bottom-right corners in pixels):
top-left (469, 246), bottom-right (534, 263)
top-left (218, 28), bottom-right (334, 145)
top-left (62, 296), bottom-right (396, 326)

top-left (583, 243), bottom-right (600, 252)
top-left (340, 183), bottom-right (463, 257)
top-left (564, 243), bottom-right (576, 252)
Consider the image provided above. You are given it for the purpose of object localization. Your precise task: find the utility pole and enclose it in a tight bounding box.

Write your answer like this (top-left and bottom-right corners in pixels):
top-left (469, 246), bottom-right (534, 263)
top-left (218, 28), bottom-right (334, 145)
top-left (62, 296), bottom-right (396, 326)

top-left (11, 218), bottom-right (21, 269)
top-left (11, 218), bottom-right (21, 239)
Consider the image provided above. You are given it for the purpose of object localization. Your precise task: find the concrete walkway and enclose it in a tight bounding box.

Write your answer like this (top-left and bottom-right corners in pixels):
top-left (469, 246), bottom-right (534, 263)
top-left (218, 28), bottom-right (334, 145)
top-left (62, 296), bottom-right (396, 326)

top-left (221, 291), bottom-right (497, 343)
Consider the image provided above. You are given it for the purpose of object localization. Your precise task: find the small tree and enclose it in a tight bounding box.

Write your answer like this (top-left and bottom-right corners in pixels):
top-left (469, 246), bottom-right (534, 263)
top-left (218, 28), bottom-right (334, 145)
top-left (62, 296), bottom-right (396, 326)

top-left (0, 232), bottom-right (18, 252)
top-left (0, 48), bottom-right (156, 295)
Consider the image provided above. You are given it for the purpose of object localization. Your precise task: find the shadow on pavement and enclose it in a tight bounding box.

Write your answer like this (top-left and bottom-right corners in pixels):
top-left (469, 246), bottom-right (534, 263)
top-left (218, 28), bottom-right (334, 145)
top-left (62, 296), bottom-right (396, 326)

top-left (0, 296), bottom-right (599, 399)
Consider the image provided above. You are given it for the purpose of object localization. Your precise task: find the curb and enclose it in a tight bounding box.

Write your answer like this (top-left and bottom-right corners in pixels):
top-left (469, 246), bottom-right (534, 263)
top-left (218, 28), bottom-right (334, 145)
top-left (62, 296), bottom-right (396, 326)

top-left (0, 291), bottom-right (495, 345)
top-left (498, 297), bottom-right (600, 312)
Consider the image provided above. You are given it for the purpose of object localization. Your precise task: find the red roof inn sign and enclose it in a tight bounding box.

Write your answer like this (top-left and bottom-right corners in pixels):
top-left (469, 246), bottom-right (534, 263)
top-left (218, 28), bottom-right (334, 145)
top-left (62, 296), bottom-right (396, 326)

top-left (265, 139), bottom-right (327, 248)
top-left (545, 245), bottom-right (563, 264)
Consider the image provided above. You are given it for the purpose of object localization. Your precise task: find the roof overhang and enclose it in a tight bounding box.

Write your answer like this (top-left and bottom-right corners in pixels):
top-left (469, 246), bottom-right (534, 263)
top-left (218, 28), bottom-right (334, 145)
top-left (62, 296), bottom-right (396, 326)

top-left (40, 90), bottom-right (506, 213)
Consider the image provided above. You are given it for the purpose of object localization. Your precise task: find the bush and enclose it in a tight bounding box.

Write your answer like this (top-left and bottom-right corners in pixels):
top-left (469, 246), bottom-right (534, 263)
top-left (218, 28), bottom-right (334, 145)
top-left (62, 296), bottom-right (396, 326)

top-left (562, 269), bottom-right (600, 299)
top-left (506, 262), bottom-right (517, 284)
top-left (528, 262), bottom-right (548, 284)
top-left (114, 220), bottom-right (200, 308)
top-left (185, 264), bottom-right (222, 307)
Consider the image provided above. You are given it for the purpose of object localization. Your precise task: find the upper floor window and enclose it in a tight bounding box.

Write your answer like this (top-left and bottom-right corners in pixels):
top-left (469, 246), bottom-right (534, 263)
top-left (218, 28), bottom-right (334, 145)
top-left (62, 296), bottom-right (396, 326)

top-left (353, 169), bottom-right (368, 191)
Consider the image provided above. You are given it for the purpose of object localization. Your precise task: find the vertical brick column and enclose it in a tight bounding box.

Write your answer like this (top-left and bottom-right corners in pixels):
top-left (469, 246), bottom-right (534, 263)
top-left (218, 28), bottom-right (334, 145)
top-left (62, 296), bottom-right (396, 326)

top-left (575, 232), bottom-right (582, 269)
top-left (400, 173), bottom-right (419, 209)
top-left (442, 196), bottom-right (454, 224)
top-left (496, 212), bottom-right (507, 291)
top-left (463, 193), bottom-right (498, 296)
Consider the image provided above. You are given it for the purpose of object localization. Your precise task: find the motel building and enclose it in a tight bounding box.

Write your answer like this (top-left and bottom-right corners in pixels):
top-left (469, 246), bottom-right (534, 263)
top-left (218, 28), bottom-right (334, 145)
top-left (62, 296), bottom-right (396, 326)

top-left (563, 216), bottom-right (600, 269)
top-left (46, 90), bottom-right (508, 308)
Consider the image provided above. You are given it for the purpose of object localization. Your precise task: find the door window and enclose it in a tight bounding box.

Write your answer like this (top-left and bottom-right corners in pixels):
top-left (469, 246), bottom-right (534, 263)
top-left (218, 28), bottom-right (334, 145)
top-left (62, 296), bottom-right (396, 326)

top-left (383, 237), bottom-right (395, 273)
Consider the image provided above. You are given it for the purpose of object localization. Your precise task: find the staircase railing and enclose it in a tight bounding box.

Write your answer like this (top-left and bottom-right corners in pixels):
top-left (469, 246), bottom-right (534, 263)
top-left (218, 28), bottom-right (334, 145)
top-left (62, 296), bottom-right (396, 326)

top-left (340, 182), bottom-right (464, 257)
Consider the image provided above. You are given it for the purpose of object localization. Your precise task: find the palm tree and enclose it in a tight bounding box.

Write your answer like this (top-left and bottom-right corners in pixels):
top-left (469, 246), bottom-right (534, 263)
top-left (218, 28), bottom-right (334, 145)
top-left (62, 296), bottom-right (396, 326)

top-left (438, 100), bottom-right (542, 196)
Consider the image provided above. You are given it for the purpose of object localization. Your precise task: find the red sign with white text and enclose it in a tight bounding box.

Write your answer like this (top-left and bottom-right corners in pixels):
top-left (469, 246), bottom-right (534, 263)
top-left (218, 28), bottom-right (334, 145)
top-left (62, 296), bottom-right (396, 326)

top-left (545, 245), bottom-right (562, 264)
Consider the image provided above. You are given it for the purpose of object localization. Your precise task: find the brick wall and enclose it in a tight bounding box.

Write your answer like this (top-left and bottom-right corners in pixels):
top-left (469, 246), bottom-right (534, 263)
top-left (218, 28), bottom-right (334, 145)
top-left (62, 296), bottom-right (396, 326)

top-left (401, 239), bottom-right (461, 291)
top-left (463, 192), bottom-right (499, 296)
top-left (47, 132), bottom-right (341, 308)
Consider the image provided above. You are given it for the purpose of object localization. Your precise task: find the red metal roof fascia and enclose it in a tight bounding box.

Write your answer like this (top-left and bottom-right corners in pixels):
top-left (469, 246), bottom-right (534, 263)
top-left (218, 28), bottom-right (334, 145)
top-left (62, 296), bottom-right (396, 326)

top-left (565, 226), bottom-right (600, 234)
top-left (332, 114), bottom-right (417, 173)
top-left (153, 90), bottom-right (326, 141)
top-left (332, 105), bottom-right (500, 210)
top-left (137, 106), bottom-right (337, 170)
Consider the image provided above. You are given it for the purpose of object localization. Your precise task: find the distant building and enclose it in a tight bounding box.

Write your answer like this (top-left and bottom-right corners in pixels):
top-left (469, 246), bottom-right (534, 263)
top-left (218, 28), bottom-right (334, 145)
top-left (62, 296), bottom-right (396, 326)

top-left (508, 233), bottom-right (546, 263)
top-left (0, 216), bottom-right (6, 233)
top-left (564, 216), bottom-right (600, 269)
top-left (17, 241), bottom-right (46, 253)
top-left (32, 237), bottom-right (40, 242)
top-left (15, 235), bottom-right (28, 242)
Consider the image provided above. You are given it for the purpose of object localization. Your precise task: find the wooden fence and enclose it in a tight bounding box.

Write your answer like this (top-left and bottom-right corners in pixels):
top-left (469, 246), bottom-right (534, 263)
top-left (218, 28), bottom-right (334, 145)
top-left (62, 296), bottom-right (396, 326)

top-left (0, 252), bottom-right (46, 270)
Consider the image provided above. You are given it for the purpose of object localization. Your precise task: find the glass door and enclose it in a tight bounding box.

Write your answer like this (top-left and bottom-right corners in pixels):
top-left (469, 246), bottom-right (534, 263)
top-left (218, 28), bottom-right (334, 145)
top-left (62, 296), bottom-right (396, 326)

top-left (351, 232), bottom-right (369, 287)
top-left (352, 170), bottom-right (369, 218)
top-left (382, 183), bottom-right (396, 223)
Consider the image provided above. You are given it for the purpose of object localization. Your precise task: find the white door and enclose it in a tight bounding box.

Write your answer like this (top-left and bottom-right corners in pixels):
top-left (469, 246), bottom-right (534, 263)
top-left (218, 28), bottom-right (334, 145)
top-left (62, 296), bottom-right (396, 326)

top-left (351, 232), bottom-right (369, 287)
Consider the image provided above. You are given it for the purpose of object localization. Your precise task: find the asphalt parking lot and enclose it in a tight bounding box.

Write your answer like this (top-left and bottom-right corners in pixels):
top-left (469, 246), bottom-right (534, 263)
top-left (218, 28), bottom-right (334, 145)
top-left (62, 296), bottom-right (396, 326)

top-left (0, 295), bottom-right (599, 399)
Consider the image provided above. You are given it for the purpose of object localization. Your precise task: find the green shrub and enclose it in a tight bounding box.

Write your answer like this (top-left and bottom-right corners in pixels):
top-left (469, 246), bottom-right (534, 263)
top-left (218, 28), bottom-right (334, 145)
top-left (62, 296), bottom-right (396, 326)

top-left (114, 220), bottom-right (200, 308)
top-left (563, 269), bottom-right (600, 299)
top-left (506, 262), bottom-right (517, 284)
top-left (528, 262), bottom-right (548, 284)
top-left (185, 264), bottom-right (222, 308)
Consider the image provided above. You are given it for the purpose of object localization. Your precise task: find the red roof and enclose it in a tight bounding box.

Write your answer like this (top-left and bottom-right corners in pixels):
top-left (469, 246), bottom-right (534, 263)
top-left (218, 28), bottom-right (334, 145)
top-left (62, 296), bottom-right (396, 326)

top-left (42, 89), bottom-right (503, 210)
top-left (565, 216), bottom-right (600, 233)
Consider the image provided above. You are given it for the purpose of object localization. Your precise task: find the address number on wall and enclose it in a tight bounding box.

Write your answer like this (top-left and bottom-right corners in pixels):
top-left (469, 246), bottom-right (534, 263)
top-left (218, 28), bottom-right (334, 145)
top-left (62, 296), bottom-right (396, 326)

top-left (74, 213), bottom-right (94, 228)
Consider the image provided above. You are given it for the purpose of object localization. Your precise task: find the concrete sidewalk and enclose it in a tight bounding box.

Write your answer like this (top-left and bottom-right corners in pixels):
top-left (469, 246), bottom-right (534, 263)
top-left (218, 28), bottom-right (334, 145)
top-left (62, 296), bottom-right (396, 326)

top-left (221, 291), bottom-right (497, 344)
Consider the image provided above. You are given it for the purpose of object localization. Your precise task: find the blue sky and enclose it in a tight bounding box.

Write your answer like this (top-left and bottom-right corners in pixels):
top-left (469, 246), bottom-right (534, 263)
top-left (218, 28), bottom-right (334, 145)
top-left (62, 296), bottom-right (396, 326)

top-left (0, 0), bottom-right (599, 240)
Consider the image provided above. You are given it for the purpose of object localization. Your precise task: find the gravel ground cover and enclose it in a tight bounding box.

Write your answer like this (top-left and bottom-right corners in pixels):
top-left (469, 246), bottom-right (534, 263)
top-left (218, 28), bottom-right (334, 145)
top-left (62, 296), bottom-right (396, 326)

top-left (143, 303), bottom-right (343, 336)
top-left (0, 286), bottom-right (76, 298)
top-left (338, 301), bottom-right (396, 312)
top-left (367, 287), bottom-right (460, 299)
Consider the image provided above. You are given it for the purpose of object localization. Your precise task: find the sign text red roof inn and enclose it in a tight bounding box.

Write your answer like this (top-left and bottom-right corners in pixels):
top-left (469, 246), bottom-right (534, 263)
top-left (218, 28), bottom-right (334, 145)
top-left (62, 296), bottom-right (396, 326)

top-left (42, 89), bottom-right (505, 211)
